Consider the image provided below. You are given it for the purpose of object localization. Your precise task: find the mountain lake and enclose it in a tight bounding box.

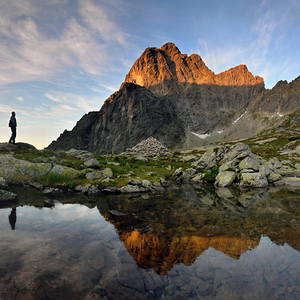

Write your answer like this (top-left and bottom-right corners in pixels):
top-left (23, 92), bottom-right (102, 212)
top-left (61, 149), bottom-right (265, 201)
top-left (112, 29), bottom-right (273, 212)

top-left (1, 184), bottom-right (300, 299)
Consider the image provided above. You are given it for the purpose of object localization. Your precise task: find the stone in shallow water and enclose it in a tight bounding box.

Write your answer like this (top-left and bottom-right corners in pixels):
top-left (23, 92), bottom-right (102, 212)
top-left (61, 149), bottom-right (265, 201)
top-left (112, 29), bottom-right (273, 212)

top-left (0, 189), bottom-right (17, 201)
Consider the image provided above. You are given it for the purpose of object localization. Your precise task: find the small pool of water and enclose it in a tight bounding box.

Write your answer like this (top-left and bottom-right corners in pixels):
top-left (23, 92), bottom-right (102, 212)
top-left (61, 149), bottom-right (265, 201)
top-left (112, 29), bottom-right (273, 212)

top-left (1, 184), bottom-right (300, 299)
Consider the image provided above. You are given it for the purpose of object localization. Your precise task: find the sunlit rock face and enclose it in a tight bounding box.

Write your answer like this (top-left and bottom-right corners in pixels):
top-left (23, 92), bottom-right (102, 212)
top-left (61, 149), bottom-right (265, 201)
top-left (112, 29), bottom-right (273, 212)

top-left (123, 43), bottom-right (264, 91)
top-left (121, 231), bottom-right (259, 275)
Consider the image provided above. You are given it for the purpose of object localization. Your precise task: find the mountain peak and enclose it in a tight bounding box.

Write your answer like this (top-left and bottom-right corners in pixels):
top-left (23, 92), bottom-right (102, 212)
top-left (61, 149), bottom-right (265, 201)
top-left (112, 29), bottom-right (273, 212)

top-left (123, 43), bottom-right (264, 92)
top-left (160, 42), bottom-right (181, 56)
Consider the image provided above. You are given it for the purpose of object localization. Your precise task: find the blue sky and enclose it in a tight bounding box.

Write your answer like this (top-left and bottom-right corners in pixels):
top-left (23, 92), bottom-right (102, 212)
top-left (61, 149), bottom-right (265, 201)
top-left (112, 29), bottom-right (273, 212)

top-left (0, 0), bottom-right (300, 149)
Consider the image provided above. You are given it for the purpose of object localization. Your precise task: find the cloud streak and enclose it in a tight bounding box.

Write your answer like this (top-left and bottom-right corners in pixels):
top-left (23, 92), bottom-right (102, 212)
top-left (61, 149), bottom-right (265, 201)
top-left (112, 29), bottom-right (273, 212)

top-left (0, 0), bottom-right (127, 85)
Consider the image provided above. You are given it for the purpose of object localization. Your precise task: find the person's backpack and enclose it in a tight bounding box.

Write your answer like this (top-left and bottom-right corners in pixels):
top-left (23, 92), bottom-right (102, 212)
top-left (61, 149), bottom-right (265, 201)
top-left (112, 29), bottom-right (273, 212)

top-left (8, 119), bottom-right (12, 127)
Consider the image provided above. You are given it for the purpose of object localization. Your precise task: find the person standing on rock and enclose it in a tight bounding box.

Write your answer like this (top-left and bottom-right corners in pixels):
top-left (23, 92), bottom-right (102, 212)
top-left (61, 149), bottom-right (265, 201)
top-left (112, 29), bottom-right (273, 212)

top-left (8, 111), bottom-right (17, 144)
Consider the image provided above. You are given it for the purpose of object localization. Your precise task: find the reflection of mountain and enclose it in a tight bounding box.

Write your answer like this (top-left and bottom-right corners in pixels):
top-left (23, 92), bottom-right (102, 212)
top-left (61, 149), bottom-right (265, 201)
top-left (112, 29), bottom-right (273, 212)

top-left (97, 185), bottom-right (300, 274)
top-left (121, 231), bottom-right (258, 275)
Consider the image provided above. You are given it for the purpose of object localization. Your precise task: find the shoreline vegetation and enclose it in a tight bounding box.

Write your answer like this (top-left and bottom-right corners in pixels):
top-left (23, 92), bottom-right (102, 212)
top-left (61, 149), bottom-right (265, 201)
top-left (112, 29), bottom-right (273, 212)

top-left (2, 133), bottom-right (300, 201)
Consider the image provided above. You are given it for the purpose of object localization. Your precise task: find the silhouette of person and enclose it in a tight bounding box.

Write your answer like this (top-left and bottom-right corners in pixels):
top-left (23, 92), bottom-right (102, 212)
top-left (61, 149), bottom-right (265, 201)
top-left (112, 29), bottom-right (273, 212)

top-left (8, 207), bottom-right (17, 230)
top-left (8, 111), bottom-right (17, 144)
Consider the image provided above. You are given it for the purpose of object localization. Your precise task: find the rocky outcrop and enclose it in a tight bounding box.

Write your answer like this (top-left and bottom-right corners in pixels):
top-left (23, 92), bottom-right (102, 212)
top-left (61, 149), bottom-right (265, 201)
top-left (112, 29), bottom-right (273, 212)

top-left (0, 154), bottom-right (52, 184)
top-left (173, 142), bottom-right (294, 188)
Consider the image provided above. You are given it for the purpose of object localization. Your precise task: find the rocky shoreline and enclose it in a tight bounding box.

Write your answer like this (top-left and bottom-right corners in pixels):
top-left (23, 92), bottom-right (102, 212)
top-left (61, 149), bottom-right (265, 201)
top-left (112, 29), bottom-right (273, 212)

top-left (1, 137), bottom-right (300, 202)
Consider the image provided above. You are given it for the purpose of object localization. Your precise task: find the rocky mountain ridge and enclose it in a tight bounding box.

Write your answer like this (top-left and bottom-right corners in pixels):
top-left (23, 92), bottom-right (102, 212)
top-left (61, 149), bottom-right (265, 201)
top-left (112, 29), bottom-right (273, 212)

top-left (47, 42), bottom-right (300, 154)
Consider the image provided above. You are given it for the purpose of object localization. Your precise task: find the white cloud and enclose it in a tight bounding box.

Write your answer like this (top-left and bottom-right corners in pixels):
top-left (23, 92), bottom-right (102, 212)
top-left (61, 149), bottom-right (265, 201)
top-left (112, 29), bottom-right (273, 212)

top-left (44, 91), bottom-right (101, 112)
top-left (17, 97), bottom-right (24, 101)
top-left (0, 0), bottom-right (128, 85)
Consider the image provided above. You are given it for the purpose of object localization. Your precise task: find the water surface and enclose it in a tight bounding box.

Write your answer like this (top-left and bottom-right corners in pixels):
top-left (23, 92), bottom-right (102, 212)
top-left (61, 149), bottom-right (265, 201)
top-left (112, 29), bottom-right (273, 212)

top-left (1, 185), bottom-right (300, 299)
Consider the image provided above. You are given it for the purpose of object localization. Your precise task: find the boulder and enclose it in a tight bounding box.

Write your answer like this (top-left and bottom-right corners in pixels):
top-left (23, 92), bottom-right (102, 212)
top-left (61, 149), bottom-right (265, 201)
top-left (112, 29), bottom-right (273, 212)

top-left (215, 171), bottom-right (236, 187)
top-left (0, 190), bottom-right (17, 201)
top-left (193, 149), bottom-right (217, 171)
top-left (119, 185), bottom-right (148, 193)
top-left (142, 180), bottom-right (152, 188)
top-left (181, 168), bottom-right (197, 181)
top-left (282, 177), bottom-right (300, 187)
top-left (172, 168), bottom-right (183, 180)
top-left (128, 179), bottom-right (142, 186)
top-left (219, 159), bottom-right (239, 172)
top-left (102, 168), bottom-right (113, 179)
top-left (0, 177), bottom-right (9, 190)
top-left (190, 173), bottom-right (204, 183)
top-left (221, 143), bottom-right (251, 164)
top-left (49, 165), bottom-right (80, 179)
top-left (239, 157), bottom-right (260, 172)
top-left (88, 185), bottom-right (101, 196)
top-left (267, 171), bottom-right (282, 183)
top-left (42, 188), bottom-right (63, 197)
top-left (65, 149), bottom-right (94, 160)
top-left (83, 158), bottom-right (101, 169)
top-left (0, 155), bottom-right (52, 184)
top-left (86, 171), bottom-right (103, 180)
top-left (259, 165), bottom-right (271, 177)
top-left (239, 172), bottom-right (268, 188)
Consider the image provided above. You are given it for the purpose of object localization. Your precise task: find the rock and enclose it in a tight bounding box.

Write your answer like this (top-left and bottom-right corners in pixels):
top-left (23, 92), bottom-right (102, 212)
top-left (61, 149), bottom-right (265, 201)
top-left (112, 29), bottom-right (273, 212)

top-left (128, 179), bottom-right (142, 186)
top-left (295, 163), bottom-right (300, 170)
top-left (268, 172), bottom-right (282, 183)
top-left (269, 157), bottom-right (282, 168)
top-left (142, 180), bottom-right (152, 188)
top-left (44, 200), bottom-right (55, 208)
top-left (215, 171), bottom-right (236, 187)
top-left (88, 185), bottom-right (101, 196)
top-left (173, 168), bottom-right (183, 180)
top-left (42, 188), bottom-right (63, 197)
top-left (181, 168), bottom-right (197, 181)
top-left (65, 149), bottom-right (94, 160)
top-left (190, 173), bottom-right (204, 183)
top-left (193, 149), bottom-right (217, 171)
top-left (283, 177), bottom-right (300, 187)
top-left (102, 168), bottom-right (113, 178)
top-left (75, 184), bottom-right (85, 192)
top-left (109, 210), bottom-right (125, 216)
top-left (221, 143), bottom-right (251, 164)
top-left (86, 171), bottom-right (103, 180)
top-left (81, 184), bottom-right (91, 193)
top-left (0, 190), bottom-right (17, 201)
top-left (83, 158), bottom-right (101, 169)
top-left (119, 185), bottom-right (148, 193)
top-left (219, 160), bottom-right (239, 172)
top-left (0, 154), bottom-right (52, 184)
top-left (180, 154), bottom-right (198, 162)
top-left (239, 157), bottom-right (260, 172)
top-left (0, 177), bottom-right (9, 190)
top-left (102, 187), bottom-right (120, 193)
top-left (259, 165), bottom-right (271, 177)
top-left (49, 165), bottom-right (80, 179)
top-left (239, 172), bottom-right (268, 188)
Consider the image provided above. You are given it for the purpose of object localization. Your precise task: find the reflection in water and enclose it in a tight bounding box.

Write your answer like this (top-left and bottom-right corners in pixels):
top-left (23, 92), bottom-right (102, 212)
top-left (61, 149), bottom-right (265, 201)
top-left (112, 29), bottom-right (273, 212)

top-left (8, 207), bottom-right (17, 230)
top-left (0, 185), bottom-right (300, 299)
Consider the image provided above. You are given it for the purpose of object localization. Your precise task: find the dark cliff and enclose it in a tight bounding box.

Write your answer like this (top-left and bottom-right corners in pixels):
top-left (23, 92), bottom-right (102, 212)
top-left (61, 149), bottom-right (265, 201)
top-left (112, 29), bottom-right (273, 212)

top-left (47, 83), bottom-right (186, 154)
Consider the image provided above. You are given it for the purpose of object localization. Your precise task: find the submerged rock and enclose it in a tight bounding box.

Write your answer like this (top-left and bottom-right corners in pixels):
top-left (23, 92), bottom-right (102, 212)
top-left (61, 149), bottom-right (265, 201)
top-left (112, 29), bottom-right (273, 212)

top-left (0, 190), bottom-right (17, 201)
